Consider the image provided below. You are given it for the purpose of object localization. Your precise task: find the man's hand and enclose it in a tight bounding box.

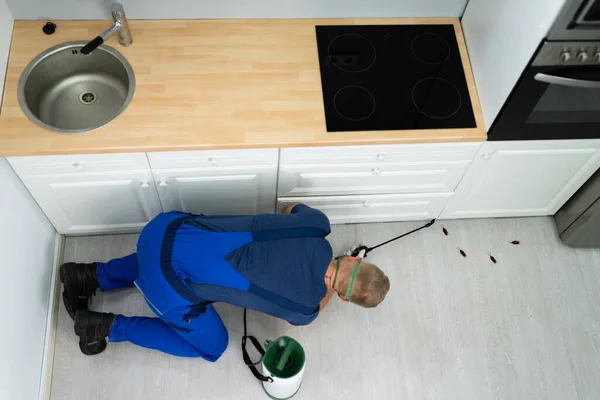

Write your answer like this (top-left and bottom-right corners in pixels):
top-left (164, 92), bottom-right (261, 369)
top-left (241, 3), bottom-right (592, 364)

top-left (282, 203), bottom-right (300, 214)
top-left (319, 287), bottom-right (336, 310)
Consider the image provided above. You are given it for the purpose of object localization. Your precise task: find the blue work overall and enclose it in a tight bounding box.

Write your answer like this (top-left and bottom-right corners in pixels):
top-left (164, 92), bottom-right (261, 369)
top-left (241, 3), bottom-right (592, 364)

top-left (100, 211), bottom-right (328, 361)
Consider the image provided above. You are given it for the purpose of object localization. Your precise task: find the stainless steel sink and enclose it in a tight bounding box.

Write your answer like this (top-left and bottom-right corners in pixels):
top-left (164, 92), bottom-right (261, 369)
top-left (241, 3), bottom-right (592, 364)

top-left (18, 41), bottom-right (135, 134)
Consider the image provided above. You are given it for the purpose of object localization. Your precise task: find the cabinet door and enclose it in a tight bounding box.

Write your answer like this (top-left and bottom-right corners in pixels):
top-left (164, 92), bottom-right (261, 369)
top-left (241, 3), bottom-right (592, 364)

top-left (22, 171), bottom-right (162, 235)
top-left (279, 193), bottom-right (451, 224)
top-left (153, 165), bottom-right (277, 216)
top-left (440, 140), bottom-right (600, 219)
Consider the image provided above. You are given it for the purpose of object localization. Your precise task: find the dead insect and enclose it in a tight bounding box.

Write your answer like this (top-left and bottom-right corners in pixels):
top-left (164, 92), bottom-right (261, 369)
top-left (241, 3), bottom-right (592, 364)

top-left (489, 253), bottom-right (497, 264)
top-left (442, 226), bottom-right (449, 236)
top-left (458, 248), bottom-right (467, 258)
top-left (509, 240), bottom-right (521, 245)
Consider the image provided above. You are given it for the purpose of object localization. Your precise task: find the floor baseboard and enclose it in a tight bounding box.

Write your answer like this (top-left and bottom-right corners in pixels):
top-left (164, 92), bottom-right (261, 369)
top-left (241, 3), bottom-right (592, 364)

top-left (39, 233), bottom-right (64, 400)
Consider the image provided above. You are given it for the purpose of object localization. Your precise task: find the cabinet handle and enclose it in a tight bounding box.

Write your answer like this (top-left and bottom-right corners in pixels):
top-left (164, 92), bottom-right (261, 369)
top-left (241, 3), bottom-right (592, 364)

top-left (208, 156), bottom-right (218, 164)
top-left (158, 181), bottom-right (168, 187)
top-left (376, 153), bottom-right (385, 161)
top-left (371, 167), bottom-right (381, 175)
top-left (481, 153), bottom-right (492, 160)
top-left (140, 182), bottom-right (150, 188)
top-left (72, 163), bottom-right (84, 171)
top-left (362, 201), bottom-right (371, 207)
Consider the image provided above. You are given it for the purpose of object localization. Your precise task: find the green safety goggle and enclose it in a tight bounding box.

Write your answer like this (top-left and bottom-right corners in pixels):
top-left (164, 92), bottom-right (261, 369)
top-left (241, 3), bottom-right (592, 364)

top-left (332, 257), bottom-right (361, 300)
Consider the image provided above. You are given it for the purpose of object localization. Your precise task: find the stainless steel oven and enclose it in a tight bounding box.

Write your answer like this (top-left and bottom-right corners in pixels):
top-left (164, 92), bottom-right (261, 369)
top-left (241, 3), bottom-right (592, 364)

top-left (549, 0), bottom-right (600, 41)
top-left (489, 0), bottom-right (600, 141)
top-left (489, 41), bottom-right (600, 141)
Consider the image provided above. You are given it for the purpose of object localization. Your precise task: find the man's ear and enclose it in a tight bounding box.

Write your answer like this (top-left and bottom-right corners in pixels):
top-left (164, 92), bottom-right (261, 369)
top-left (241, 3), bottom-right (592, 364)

top-left (346, 256), bottom-right (362, 264)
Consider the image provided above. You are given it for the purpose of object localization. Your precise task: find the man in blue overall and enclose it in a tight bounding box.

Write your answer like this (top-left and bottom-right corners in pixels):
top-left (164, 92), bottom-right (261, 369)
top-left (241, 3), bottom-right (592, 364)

top-left (60, 204), bottom-right (390, 360)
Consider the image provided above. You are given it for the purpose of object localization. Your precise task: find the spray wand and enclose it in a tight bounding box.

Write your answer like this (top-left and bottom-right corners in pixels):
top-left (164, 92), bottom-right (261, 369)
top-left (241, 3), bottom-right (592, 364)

top-left (347, 219), bottom-right (436, 258)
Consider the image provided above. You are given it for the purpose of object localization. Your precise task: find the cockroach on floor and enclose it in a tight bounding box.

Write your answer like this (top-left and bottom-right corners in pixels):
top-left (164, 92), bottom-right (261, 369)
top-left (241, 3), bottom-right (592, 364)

top-left (489, 253), bottom-right (497, 264)
top-left (442, 226), bottom-right (449, 236)
top-left (509, 240), bottom-right (521, 245)
top-left (458, 248), bottom-right (467, 258)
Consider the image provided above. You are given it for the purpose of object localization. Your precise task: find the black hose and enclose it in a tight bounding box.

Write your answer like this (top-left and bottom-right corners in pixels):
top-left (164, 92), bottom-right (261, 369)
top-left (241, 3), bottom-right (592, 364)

top-left (350, 219), bottom-right (436, 257)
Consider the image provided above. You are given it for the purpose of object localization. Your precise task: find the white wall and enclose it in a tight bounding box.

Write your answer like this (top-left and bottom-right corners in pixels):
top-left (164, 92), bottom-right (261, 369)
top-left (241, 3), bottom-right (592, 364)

top-left (0, 159), bottom-right (57, 400)
top-left (0, 3), bottom-right (57, 400)
top-left (461, 0), bottom-right (567, 131)
top-left (6, 0), bottom-right (468, 20)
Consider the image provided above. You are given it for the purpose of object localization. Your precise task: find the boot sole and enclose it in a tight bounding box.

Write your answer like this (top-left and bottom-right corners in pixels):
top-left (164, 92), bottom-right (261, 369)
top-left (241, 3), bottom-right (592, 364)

top-left (60, 264), bottom-right (90, 320)
top-left (74, 310), bottom-right (107, 356)
top-left (62, 292), bottom-right (77, 320)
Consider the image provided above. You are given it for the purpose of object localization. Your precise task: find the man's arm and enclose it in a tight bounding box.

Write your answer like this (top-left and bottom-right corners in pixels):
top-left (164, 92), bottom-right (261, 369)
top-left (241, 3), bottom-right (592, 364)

top-left (319, 288), bottom-right (336, 310)
top-left (282, 203), bottom-right (330, 232)
top-left (282, 202), bottom-right (334, 312)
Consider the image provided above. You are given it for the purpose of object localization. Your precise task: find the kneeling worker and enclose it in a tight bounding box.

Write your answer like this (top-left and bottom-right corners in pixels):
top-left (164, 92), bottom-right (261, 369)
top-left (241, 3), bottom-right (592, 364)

top-left (60, 204), bottom-right (390, 360)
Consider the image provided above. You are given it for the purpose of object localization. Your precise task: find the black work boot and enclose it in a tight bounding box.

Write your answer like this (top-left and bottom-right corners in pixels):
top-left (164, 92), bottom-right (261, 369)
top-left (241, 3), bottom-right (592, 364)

top-left (59, 262), bottom-right (99, 320)
top-left (74, 309), bottom-right (115, 356)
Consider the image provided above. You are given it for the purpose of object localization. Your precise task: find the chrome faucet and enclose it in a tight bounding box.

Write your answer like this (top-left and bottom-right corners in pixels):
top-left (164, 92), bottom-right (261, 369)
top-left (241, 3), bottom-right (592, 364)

top-left (81, 3), bottom-right (132, 55)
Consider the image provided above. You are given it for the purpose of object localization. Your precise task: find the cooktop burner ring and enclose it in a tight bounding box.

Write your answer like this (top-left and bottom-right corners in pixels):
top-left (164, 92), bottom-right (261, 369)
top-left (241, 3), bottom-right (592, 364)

top-left (411, 33), bottom-right (451, 65)
top-left (327, 33), bottom-right (377, 73)
top-left (333, 85), bottom-right (376, 121)
top-left (412, 77), bottom-right (462, 120)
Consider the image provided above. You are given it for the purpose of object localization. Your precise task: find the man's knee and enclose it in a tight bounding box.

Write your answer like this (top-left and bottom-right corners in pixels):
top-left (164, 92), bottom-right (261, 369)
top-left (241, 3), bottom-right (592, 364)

top-left (197, 332), bottom-right (228, 362)
top-left (199, 307), bottom-right (229, 360)
top-left (186, 322), bottom-right (228, 361)
top-left (210, 328), bottom-right (229, 361)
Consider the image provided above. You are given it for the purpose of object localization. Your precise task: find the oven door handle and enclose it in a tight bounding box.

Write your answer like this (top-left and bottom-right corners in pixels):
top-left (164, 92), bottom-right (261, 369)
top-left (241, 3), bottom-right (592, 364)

top-left (534, 73), bottom-right (600, 89)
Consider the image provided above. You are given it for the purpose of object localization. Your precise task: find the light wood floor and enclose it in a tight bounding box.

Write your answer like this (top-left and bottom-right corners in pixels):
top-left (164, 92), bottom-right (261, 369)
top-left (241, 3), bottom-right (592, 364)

top-left (51, 218), bottom-right (600, 400)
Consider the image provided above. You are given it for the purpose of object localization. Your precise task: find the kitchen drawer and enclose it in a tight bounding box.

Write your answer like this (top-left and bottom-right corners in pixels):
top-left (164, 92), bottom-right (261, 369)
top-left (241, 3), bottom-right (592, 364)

top-left (279, 193), bottom-right (452, 224)
top-left (280, 143), bottom-right (481, 167)
top-left (278, 160), bottom-right (471, 196)
top-left (147, 149), bottom-right (279, 170)
top-left (7, 153), bottom-right (150, 176)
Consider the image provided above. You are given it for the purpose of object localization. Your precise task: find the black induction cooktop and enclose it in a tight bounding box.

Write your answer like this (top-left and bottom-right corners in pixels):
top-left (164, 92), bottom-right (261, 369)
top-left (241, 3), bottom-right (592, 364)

top-left (315, 25), bottom-right (476, 132)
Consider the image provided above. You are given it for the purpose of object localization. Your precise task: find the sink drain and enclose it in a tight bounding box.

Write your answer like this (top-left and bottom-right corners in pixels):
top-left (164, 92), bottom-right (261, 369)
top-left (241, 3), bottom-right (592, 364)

top-left (78, 91), bottom-right (97, 105)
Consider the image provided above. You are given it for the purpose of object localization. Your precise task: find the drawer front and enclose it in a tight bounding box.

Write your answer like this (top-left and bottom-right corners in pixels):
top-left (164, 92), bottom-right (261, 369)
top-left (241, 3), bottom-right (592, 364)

top-left (279, 193), bottom-right (452, 224)
top-left (280, 143), bottom-right (481, 166)
top-left (278, 161), bottom-right (470, 196)
top-left (148, 149), bottom-right (279, 170)
top-left (7, 153), bottom-right (150, 176)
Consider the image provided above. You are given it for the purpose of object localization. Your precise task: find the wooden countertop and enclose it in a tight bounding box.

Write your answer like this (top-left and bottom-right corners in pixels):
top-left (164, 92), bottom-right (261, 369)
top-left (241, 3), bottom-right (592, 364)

top-left (0, 19), bottom-right (486, 156)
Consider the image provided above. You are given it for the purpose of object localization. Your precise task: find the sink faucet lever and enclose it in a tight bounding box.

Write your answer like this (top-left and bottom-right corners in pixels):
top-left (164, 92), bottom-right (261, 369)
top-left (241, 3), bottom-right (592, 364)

top-left (81, 3), bottom-right (132, 55)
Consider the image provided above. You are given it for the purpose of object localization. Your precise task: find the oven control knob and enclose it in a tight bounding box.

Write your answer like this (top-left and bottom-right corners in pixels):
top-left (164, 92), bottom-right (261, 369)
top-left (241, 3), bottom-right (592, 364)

top-left (594, 52), bottom-right (600, 63)
top-left (560, 51), bottom-right (572, 62)
top-left (577, 51), bottom-right (589, 62)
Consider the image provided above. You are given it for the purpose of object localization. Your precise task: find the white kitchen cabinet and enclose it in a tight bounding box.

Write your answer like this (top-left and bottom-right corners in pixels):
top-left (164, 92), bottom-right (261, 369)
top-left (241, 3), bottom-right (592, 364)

top-left (278, 143), bottom-right (481, 196)
top-left (440, 140), bottom-right (600, 219)
top-left (280, 193), bottom-right (452, 224)
top-left (150, 149), bottom-right (279, 216)
top-left (19, 170), bottom-right (162, 235)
